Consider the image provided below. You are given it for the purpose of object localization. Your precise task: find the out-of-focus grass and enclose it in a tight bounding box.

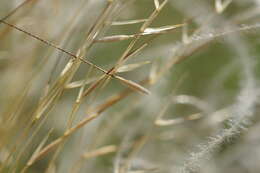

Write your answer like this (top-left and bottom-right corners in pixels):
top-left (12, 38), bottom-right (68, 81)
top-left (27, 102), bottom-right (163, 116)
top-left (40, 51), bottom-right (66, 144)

top-left (0, 0), bottom-right (260, 173)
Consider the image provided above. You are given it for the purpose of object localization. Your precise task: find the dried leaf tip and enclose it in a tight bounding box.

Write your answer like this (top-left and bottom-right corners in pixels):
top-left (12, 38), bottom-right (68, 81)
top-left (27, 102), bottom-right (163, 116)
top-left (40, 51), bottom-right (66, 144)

top-left (143, 23), bottom-right (185, 35)
top-left (115, 76), bottom-right (151, 95)
top-left (117, 61), bottom-right (150, 73)
top-left (83, 145), bottom-right (117, 159)
top-left (112, 19), bottom-right (147, 26)
top-left (215, 0), bottom-right (232, 14)
top-left (95, 35), bottom-right (135, 43)
top-left (154, 0), bottom-right (160, 10)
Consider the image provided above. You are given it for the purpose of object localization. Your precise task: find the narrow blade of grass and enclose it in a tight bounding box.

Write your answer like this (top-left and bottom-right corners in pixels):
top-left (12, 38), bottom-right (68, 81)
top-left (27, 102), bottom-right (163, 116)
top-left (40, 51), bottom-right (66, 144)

top-left (154, 0), bottom-right (160, 10)
top-left (94, 34), bottom-right (135, 43)
top-left (142, 23), bottom-right (184, 35)
top-left (114, 76), bottom-right (150, 95)
top-left (117, 61), bottom-right (150, 73)
top-left (111, 19), bottom-right (147, 25)
top-left (82, 145), bottom-right (117, 159)
top-left (65, 76), bottom-right (99, 89)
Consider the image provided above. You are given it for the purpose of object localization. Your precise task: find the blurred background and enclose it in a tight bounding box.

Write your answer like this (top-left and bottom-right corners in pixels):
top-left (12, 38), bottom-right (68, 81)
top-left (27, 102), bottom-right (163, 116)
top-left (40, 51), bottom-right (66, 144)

top-left (0, 0), bottom-right (260, 173)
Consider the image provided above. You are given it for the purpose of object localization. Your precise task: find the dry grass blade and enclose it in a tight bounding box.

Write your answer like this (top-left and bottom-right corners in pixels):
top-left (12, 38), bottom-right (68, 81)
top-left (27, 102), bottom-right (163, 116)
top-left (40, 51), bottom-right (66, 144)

top-left (96, 23), bottom-right (184, 43)
top-left (0, 0), bottom-right (37, 123)
top-left (117, 61), bottom-right (150, 73)
top-left (1, 3), bottom-right (93, 169)
top-left (129, 168), bottom-right (159, 173)
top-left (43, 67), bottom-right (97, 173)
top-left (0, 19), bottom-right (141, 90)
top-left (140, 0), bottom-right (168, 32)
top-left (25, 80), bottom-right (143, 166)
top-left (0, 19), bottom-right (152, 98)
top-left (81, 0), bottom-right (117, 51)
top-left (155, 113), bottom-right (204, 126)
top-left (94, 34), bottom-right (135, 43)
top-left (123, 42), bottom-right (150, 61)
top-left (66, 66), bottom-right (95, 129)
top-left (27, 112), bottom-right (100, 166)
top-left (142, 24), bottom-right (184, 35)
top-left (26, 137), bottom-right (64, 167)
top-left (114, 76), bottom-right (150, 95)
top-left (112, 0), bottom-right (168, 74)
top-left (22, 129), bottom-right (54, 172)
top-left (82, 145), bottom-right (117, 159)
top-left (155, 95), bottom-right (209, 126)
top-left (82, 75), bottom-right (107, 97)
top-left (0, 0), bottom-right (38, 40)
top-left (111, 19), bottom-right (147, 25)
top-left (0, 20), bottom-right (153, 96)
top-left (65, 77), bottom-right (99, 89)
top-left (215, 0), bottom-right (232, 13)
top-left (154, 0), bottom-right (160, 10)
top-left (33, 59), bottom-right (81, 121)
top-left (1, 0), bottom-right (35, 21)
